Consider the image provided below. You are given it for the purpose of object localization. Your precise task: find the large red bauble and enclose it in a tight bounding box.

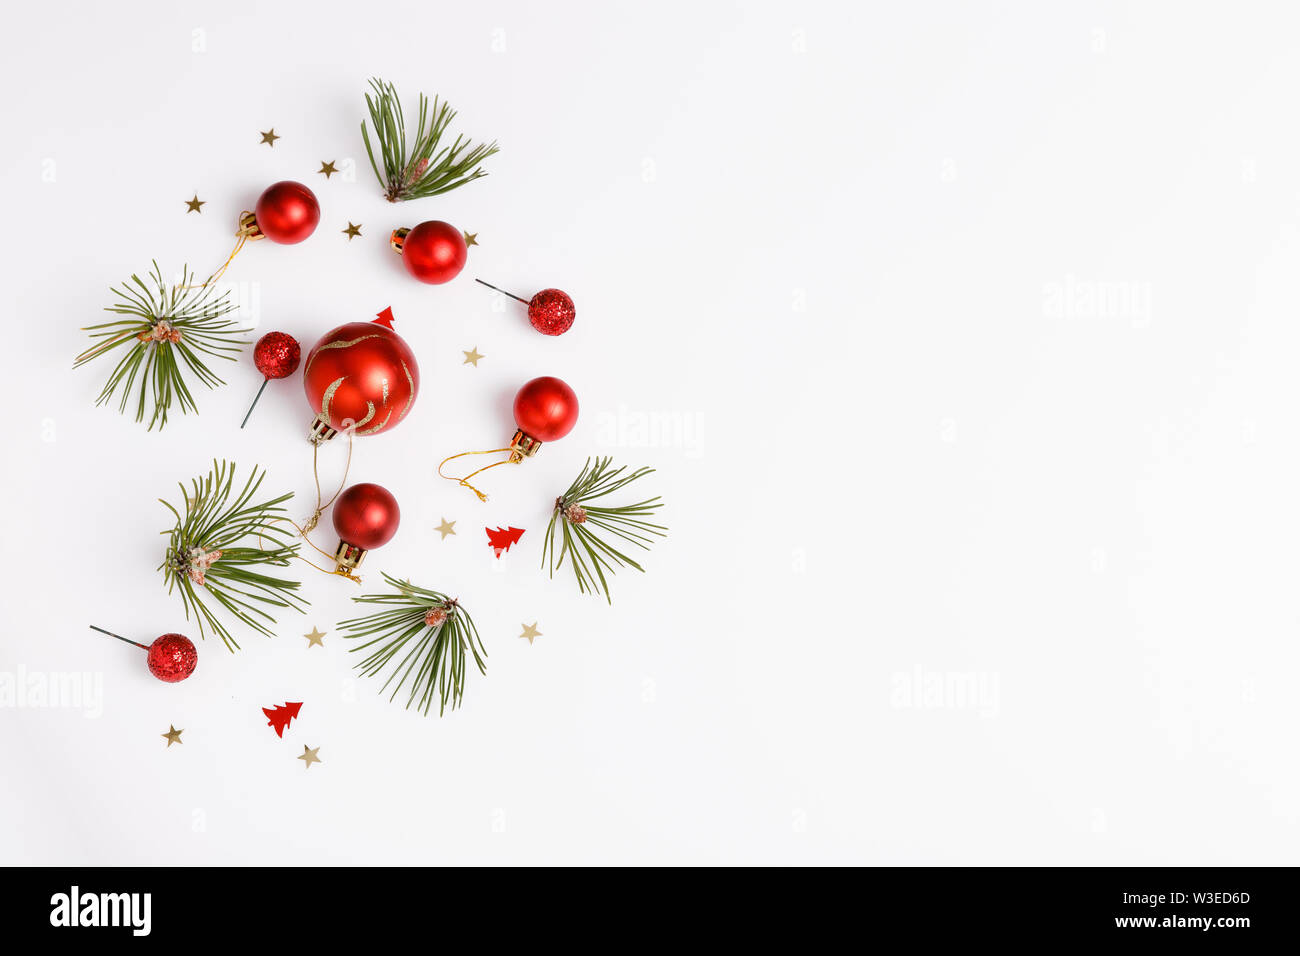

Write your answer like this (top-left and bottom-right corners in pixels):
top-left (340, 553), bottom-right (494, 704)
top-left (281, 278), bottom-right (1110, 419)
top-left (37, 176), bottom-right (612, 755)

top-left (399, 221), bottom-right (467, 284)
top-left (255, 181), bottom-right (320, 244)
top-left (514, 376), bottom-right (579, 442)
top-left (303, 321), bottom-right (420, 435)
top-left (147, 633), bottom-right (197, 683)
top-left (332, 483), bottom-right (401, 551)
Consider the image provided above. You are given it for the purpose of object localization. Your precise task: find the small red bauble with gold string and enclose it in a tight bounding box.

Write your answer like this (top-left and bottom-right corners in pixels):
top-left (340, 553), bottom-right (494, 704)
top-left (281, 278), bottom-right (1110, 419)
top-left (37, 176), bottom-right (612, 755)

top-left (440, 375), bottom-right (579, 501)
top-left (330, 482), bottom-right (401, 575)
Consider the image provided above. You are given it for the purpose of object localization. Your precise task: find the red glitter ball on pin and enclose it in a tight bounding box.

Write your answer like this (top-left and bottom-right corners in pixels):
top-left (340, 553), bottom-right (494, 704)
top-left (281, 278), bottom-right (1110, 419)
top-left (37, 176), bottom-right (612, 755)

top-left (527, 289), bottom-right (576, 336)
top-left (253, 331), bottom-right (301, 380)
top-left (147, 633), bottom-right (198, 683)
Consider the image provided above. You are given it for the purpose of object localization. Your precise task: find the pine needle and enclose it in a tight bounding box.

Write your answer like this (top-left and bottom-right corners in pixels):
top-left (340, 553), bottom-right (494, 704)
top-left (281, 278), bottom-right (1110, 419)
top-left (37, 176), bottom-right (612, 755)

top-left (541, 457), bottom-right (667, 604)
top-left (337, 574), bottom-right (486, 716)
top-left (74, 262), bottom-right (250, 431)
top-left (158, 460), bottom-right (307, 652)
top-left (361, 77), bottom-right (499, 202)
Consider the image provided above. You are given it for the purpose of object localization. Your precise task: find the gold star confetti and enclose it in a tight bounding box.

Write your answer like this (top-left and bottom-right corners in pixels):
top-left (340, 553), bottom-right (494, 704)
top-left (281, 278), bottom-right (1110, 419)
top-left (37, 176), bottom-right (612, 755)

top-left (435, 517), bottom-right (457, 540)
top-left (462, 346), bottom-right (485, 367)
top-left (342, 222), bottom-right (362, 240)
top-left (463, 231), bottom-right (478, 247)
top-left (185, 195), bottom-right (205, 214)
top-left (304, 626), bottom-right (326, 648)
top-left (259, 128), bottom-right (280, 147)
top-left (298, 745), bottom-right (322, 769)
top-left (318, 160), bottom-right (339, 178)
top-left (519, 622), bottom-right (542, 645)
top-left (162, 725), bottom-right (184, 747)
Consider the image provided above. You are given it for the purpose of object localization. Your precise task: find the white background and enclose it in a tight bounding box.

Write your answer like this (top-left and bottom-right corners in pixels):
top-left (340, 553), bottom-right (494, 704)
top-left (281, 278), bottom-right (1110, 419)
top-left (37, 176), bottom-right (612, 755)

top-left (2, 1), bottom-right (1297, 865)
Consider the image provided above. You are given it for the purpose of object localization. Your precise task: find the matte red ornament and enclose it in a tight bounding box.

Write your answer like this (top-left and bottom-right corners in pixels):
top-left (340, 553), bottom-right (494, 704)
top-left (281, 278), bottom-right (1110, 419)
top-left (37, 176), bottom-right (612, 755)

top-left (333, 483), bottom-right (401, 550)
top-left (245, 181), bottom-right (320, 244)
top-left (438, 377), bottom-right (578, 501)
top-left (303, 310), bottom-right (420, 441)
top-left (205, 184), bottom-right (319, 288)
top-left (475, 279), bottom-right (576, 336)
top-left (391, 221), bottom-right (468, 284)
top-left (263, 701), bottom-right (303, 738)
top-left (90, 626), bottom-right (197, 683)
top-left (514, 376), bottom-right (580, 443)
top-left (331, 482), bottom-right (400, 572)
top-left (241, 331), bottom-right (302, 428)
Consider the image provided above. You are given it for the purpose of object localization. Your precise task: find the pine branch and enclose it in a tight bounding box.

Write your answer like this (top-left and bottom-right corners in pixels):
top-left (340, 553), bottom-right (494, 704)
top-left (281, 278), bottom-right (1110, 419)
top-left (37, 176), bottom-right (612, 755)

top-left (74, 262), bottom-right (249, 431)
top-left (541, 457), bottom-right (667, 604)
top-left (361, 77), bottom-right (499, 202)
top-left (158, 460), bottom-right (307, 652)
top-left (337, 573), bottom-right (486, 716)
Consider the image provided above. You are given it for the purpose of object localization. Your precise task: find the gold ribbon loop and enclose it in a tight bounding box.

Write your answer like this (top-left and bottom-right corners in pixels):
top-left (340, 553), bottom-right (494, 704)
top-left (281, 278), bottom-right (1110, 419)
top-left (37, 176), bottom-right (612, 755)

top-left (437, 447), bottom-right (517, 502)
top-left (273, 429), bottom-right (362, 583)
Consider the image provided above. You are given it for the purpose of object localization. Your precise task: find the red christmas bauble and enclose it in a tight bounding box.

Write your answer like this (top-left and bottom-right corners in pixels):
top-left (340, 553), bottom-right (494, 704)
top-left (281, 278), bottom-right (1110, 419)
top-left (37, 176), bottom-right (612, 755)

top-left (147, 633), bottom-right (197, 683)
top-left (332, 483), bottom-right (401, 551)
top-left (398, 221), bottom-right (467, 284)
top-left (255, 181), bottom-right (320, 244)
top-left (303, 320), bottom-right (420, 435)
top-left (528, 289), bottom-right (576, 336)
top-left (514, 376), bottom-right (579, 442)
top-left (253, 331), bottom-right (301, 379)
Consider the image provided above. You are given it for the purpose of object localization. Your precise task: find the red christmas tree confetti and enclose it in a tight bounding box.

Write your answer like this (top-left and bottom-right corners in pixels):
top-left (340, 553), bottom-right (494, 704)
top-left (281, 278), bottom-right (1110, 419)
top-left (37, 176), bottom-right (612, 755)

top-left (262, 701), bottom-right (303, 738)
top-left (486, 526), bottom-right (525, 558)
top-left (373, 306), bottom-right (395, 329)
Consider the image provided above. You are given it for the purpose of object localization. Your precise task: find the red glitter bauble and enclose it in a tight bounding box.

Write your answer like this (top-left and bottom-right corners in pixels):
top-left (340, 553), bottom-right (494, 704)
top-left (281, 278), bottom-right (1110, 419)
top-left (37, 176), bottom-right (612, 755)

top-left (527, 289), bottom-right (576, 336)
top-left (303, 319), bottom-right (420, 436)
top-left (147, 633), bottom-right (198, 683)
top-left (514, 376), bottom-right (579, 442)
top-left (255, 181), bottom-right (320, 244)
top-left (253, 331), bottom-right (301, 379)
top-left (397, 221), bottom-right (467, 284)
top-left (332, 483), bottom-right (401, 551)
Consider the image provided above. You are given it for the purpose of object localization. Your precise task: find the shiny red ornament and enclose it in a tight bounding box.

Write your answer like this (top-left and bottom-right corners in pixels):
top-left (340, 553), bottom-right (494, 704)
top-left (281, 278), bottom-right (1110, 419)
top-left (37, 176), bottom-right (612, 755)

top-left (391, 221), bottom-right (467, 284)
top-left (253, 331), bottom-right (301, 379)
top-left (475, 279), bottom-right (576, 336)
top-left (246, 181), bottom-right (320, 244)
top-left (303, 311), bottom-right (420, 441)
top-left (527, 289), bottom-right (576, 336)
top-left (514, 376), bottom-right (580, 443)
top-left (148, 633), bottom-right (198, 683)
top-left (438, 376), bottom-right (579, 500)
top-left (331, 483), bottom-right (401, 572)
top-left (242, 331), bottom-right (302, 428)
top-left (90, 625), bottom-right (197, 683)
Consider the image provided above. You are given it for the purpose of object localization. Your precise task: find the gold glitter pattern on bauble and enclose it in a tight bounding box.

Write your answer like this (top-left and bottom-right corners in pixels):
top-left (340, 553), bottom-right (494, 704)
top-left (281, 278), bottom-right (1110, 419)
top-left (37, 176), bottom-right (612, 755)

top-left (399, 362), bottom-right (415, 421)
top-left (318, 377), bottom-right (346, 424)
top-left (358, 409), bottom-right (392, 435)
top-left (352, 402), bottom-right (377, 429)
top-left (303, 334), bottom-right (388, 379)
